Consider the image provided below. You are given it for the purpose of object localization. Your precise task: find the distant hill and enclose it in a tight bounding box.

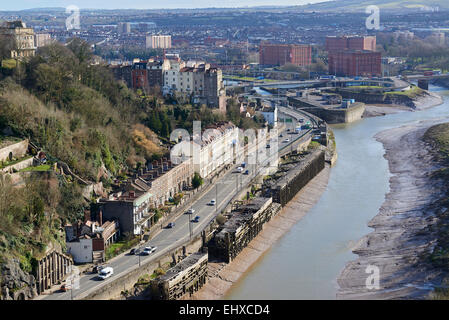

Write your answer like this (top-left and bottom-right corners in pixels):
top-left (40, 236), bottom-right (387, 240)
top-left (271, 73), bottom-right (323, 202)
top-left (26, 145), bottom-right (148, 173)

top-left (299, 0), bottom-right (449, 12)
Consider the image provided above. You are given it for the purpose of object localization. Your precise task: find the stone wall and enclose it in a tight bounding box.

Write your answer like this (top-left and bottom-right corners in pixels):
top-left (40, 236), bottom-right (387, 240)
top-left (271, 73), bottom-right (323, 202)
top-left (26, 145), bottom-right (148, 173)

top-left (208, 198), bottom-right (282, 263)
top-left (150, 251), bottom-right (208, 300)
top-left (1, 157), bottom-right (33, 173)
top-left (0, 139), bottom-right (28, 162)
top-left (272, 149), bottom-right (325, 206)
top-left (1, 259), bottom-right (38, 300)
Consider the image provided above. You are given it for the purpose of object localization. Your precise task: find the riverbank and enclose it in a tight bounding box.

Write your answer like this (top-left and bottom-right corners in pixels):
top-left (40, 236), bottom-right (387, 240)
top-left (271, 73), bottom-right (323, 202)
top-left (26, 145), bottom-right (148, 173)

top-left (189, 164), bottom-right (331, 300)
top-left (337, 120), bottom-right (448, 299)
top-left (363, 90), bottom-right (444, 118)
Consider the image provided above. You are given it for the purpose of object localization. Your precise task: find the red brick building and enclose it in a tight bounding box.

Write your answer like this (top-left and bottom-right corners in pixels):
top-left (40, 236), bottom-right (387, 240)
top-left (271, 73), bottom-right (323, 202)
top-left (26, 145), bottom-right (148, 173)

top-left (328, 50), bottom-right (382, 77)
top-left (132, 61), bottom-right (149, 90)
top-left (259, 43), bottom-right (312, 66)
top-left (325, 36), bottom-right (376, 52)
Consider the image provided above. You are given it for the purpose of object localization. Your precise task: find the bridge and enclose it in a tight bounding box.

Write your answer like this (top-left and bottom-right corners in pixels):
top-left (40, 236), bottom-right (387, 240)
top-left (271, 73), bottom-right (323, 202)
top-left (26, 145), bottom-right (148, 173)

top-left (403, 73), bottom-right (449, 90)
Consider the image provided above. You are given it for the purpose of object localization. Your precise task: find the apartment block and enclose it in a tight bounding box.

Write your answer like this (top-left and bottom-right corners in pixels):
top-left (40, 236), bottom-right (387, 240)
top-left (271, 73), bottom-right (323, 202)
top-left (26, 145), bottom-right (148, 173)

top-left (0, 21), bottom-right (36, 58)
top-left (325, 35), bottom-right (376, 52)
top-left (146, 35), bottom-right (172, 49)
top-left (34, 33), bottom-right (52, 47)
top-left (171, 122), bottom-right (239, 180)
top-left (328, 50), bottom-right (382, 77)
top-left (259, 43), bottom-right (312, 66)
top-left (163, 59), bottom-right (225, 108)
top-left (117, 22), bottom-right (131, 34)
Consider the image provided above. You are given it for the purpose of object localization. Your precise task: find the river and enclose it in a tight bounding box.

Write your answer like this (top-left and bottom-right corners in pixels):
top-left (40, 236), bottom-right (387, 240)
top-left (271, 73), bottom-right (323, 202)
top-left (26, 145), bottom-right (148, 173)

top-left (226, 85), bottom-right (449, 299)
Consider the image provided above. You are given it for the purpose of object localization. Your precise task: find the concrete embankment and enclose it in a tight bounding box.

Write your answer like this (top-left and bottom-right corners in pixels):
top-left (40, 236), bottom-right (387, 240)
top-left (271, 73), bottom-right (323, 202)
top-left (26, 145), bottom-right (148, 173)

top-left (337, 120), bottom-right (448, 300)
top-left (288, 96), bottom-right (365, 124)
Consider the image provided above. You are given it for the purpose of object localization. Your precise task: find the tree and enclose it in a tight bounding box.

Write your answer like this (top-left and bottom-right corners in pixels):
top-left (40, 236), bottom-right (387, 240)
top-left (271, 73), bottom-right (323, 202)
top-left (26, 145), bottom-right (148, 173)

top-left (192, 172), bottom-right (203, 189)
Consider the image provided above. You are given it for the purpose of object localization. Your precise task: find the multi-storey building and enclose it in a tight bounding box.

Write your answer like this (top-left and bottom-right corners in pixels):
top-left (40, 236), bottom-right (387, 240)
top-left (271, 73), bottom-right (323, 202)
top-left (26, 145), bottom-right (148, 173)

top-left (328, 50), bottom-right (382, 77)
top-left (117, 22), bottom-right (131, 34)
top-left (34, 33), bottom-right (52, 47)
top-left (132, 61), bottom-right (149, 90)
top-left (146, 35), bottom-right (172, 49)
top-left (0, 21), bottom-right (36, 58)
top-left (326, 35), bottom-right (381, 77)
top-left (109, 63), bottom-right (133, 88)
top-left (147, 60), bottom-right (164, 88)
top-left (100, 189), bottom-right (153, 236)
top-left (100, 157), bottom-right (194, 235)
top-left (325, 35), bottom-right (376, 52)
top-left (163, 59), bottom-right (225, 108)
top-left (259, 43), bottom-right (312, 66)
top-left (171, 122), bottom-right (239, 179)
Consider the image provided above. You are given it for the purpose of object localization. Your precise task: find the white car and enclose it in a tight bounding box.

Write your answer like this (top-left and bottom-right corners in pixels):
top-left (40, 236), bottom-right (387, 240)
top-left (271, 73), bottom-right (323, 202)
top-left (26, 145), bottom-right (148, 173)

top-left (187, 208), bottom-right (195, 214)
top-left (142, 246), bottom-right (157, 255)
top-left (283, 138), bottom-right (290, 143)
top-left (209, 199), bottom-right (216, 206)
top-left (98, 267), bottom-right (113, 280)
top-left (237, 167), bottom-right (244, 172)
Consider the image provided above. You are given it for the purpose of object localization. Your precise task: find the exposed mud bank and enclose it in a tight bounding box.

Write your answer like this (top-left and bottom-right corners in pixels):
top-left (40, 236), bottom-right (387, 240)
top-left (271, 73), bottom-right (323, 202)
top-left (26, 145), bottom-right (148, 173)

top-left (337, 121), bottom-right (448, 299)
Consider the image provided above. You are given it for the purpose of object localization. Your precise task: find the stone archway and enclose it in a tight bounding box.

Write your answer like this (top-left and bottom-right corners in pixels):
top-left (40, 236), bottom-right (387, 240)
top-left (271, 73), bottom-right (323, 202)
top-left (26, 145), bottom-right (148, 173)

top-left (16, 292), bottom-right (26, 300)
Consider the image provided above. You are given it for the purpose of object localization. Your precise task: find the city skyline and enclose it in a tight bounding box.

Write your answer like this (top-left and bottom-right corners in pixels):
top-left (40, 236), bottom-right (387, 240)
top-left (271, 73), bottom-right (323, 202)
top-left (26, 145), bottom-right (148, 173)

top-left (0, 0), bottom-right (328, 11)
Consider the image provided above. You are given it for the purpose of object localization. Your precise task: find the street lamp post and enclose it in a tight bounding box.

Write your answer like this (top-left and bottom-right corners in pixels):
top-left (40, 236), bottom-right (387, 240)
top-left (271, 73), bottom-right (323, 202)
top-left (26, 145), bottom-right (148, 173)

top-left (189, 207), bottom-right (192, 240)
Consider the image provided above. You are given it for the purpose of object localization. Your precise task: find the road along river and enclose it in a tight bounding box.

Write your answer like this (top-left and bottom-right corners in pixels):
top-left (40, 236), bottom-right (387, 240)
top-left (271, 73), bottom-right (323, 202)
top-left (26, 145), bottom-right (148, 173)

top-left (226, 85), bottom-right (449, 299)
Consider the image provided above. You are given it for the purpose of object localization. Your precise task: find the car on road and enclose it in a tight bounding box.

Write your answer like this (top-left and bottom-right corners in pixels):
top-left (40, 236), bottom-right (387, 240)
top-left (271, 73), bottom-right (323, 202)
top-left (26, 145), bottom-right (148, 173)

top-left (299, 119), bottom-right (304, 123)
top-left (237, 166), bottom-right (244, 173)
top-left (279, 134), bottom-right (283, 137)
top-left (129, 248), bottom-right (136, 255)
top-left (209, 199), bottom-right (216, 206)
top-left (283, 138), bottom-right (290, 143)
top-left (98, 267), bottom-right (113, 280)
top-left (244, 170), bottom-right (249, 175)
top-left (192, 216), bottom-right (200, 223)
top-left (266, 144), bottom-right (270, 148)
top-left (142, 246), bottom-right (157, 255)
top-left (167, 222), bottom-right (176, 228)
top-left (187, 208), bottom-right (195, 214)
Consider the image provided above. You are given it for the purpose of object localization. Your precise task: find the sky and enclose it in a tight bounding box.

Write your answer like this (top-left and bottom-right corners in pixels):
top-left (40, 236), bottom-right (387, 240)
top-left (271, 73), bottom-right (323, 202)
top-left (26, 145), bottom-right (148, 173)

top-left (0, 0), bottom-right (328, 11)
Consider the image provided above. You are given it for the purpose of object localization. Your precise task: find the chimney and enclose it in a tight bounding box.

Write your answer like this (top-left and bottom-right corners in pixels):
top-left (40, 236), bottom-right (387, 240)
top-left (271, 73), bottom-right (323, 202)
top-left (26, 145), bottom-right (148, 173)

top-left (98, 210), bottom-right (103, 226)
